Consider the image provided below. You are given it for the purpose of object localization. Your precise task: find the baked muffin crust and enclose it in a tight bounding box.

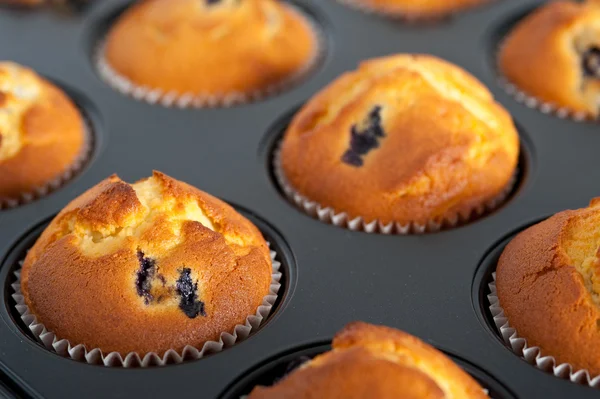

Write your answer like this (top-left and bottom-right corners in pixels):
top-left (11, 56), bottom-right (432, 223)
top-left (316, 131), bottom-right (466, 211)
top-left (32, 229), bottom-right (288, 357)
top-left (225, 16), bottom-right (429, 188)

top-left (103, 0), bottom-right (317, 97)
top-left (497, 198), bottom-right (600, 375)
top-left (499, 1), bottom-right (600, 117)
top-left (280, 54), bottom-right (519, 225)
top-left (249, 322), bottom-right (487, 398)
top-left (0, 62), bottom-right (86, 200)
top-left (21, 171), bottom-right (272, 355)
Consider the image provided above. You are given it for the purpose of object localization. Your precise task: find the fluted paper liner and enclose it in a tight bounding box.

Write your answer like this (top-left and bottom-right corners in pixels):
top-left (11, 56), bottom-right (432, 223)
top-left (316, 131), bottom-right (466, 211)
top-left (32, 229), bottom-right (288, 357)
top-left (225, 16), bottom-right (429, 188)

top-left (496, 39), bottom-right (596, 122)
top-left (0, 108), bottom-right (93, 210)
top-left (273, 143), bottom-right (516, 234)
top-left (488, 272), bottom-right (600, 387)
top-left (11, 243), bottom-right (282, 367)
top-left (95, 4), bottom-right (325, 108)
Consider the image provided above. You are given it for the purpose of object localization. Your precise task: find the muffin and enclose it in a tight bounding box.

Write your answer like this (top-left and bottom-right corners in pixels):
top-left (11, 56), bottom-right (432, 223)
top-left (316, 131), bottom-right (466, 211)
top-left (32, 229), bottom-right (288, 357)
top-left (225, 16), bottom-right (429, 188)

top-left (101, 0), bottom-right (318, 106)
top-left (496, 197), bottom-right (600, 376)
top-left (278, 54), bottom-right (519, 231)
top-left (19, 171), bottom-right (273, 358)
top-left (249, 322), bottom-right (487, 398)
top-left (0, 0), bottom-right (90, 6)
top-left (499, 1), bottom-right (600, 118)
top-left (0, 0), bottom-right (42, 5)
top-left (0, 62), bottom-right (87, 204)
top-left (339, 0), bottom-right (487, 19)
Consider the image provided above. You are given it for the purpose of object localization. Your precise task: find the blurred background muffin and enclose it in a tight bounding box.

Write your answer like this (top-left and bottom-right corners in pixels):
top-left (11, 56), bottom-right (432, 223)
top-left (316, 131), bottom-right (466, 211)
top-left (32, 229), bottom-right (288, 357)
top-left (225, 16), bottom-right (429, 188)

top-left (249, 322), bottom-right (488, 398)
top-left (278, 54), bottom-right (519, 232)
top-left (100, 0), bottom-right (319, 107)
top-left (499, 0), bottom-right (600, 119)
top-left (0, 62), bottom-right (87, 206)
top-left (20, 171), bottom-right (274, 358)
top-left (0, 0), bottom-right (91, 6)
top-left (338, 0), bottom-right (488, 20)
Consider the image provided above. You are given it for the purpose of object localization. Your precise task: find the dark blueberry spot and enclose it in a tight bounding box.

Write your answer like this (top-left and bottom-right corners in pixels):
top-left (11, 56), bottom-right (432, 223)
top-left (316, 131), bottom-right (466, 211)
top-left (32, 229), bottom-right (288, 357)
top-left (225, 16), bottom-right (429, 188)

top-left (136, 251), bottom-right (156, 305)
top-left (206, 0), bottom-right (222, 4)
top-left (176, 268), bottom-right (206, 319)
top-left (583, 47), bottom-right (600, 78)
top-left (341, 105), bottom-right (385, 167)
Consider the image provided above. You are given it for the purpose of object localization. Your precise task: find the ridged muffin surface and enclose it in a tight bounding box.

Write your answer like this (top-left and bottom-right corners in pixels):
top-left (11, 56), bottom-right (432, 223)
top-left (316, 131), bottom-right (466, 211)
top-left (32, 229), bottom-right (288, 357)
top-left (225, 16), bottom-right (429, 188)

top-left (21, 171), bottom-right (272, 355)
top-left (497, 197), bottom-right (600, 376)
top-left (280, 54), bottom-right (519, 225)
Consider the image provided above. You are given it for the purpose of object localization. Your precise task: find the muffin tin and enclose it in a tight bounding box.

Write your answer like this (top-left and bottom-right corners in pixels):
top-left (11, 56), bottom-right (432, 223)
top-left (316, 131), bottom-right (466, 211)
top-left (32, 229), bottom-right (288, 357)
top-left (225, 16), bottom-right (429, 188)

top-left (0, 0), bottom-right (599, 397)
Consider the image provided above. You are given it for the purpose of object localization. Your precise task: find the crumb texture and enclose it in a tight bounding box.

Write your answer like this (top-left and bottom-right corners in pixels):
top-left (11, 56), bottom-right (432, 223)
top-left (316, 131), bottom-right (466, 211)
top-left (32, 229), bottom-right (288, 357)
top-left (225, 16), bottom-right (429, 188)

top-left (20, 171), bottom-right (271, 355)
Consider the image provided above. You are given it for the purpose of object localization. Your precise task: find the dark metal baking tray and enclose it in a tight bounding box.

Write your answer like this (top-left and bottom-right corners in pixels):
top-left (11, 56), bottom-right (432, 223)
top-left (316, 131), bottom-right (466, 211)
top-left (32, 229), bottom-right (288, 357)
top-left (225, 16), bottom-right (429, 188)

top-left (0, 0), bottom-right (598, 397)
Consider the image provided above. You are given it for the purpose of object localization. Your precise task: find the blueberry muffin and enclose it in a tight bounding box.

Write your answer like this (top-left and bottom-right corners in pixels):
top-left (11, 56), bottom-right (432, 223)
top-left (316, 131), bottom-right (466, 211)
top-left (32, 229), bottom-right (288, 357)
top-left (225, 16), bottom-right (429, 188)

top-left (0, 62), bottom-right (86, 202)
top-left (102, 0), bottom-right (318, 102)
top-left (20, 171), bottom-right (272, 356)
top-left (499, 1), bottom-right (600, 118)
top-left (341, 0), bottom-right (488, 19)
top-left (249, 322), bottom-right (487, 398)
top-left (497, 198), bottom-right (600, 376)
top-left (279, 54), bottom-right (519, 228)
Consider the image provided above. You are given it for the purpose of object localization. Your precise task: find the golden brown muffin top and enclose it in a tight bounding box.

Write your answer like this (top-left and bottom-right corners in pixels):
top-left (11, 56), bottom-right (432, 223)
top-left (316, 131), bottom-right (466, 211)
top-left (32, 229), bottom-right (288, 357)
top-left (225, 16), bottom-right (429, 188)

top-left (0, 63), bottom-right (45, 163)
top-left (497, 197), bottom-right (600, 376)
top-left (21, 171), bottom-right (272, 355)
top-left (104, 0), bottom-right (317, 96)
top-left (499, 1), bottom-right (600, 117)
top-left (249, 322), bottom-right (487, 399)
top-left (280, 54), bottom-right (519, 225)
top-left (347, 0), bottom-right (486, 19)
top-left (0, 62), bottom-right (85, 199)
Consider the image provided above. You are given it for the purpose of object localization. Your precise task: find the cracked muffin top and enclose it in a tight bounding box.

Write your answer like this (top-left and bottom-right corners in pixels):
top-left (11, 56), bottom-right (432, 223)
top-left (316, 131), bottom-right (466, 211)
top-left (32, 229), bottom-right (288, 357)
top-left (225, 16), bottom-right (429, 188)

top-left (496, 198), bottom-right (600, 376)
top-left (249, 322), bottom-right (487, 399)
top-left (20, 171), bottom-right (272, 355)
top-left (280, 54), bottom-right (519, 226)
top-left (0, 62), bottom-right (86, 200)
top-left (499, 0), bottom-right (600, 118)
top-left (103, 0), bottom-right (318, 97)
top-left (345, 0), bottom-right (487, 19)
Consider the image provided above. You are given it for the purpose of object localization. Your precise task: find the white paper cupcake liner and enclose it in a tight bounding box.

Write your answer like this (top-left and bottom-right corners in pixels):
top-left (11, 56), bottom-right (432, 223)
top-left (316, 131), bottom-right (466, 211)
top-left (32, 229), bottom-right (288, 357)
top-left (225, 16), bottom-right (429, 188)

top-left (0, 107), bottom-right (94, 210)
top-left (273, 143), bottom-right (516, 234)
top-left (495, 39), bottom-right (595, 122)
top-left (487, 272), bottom-right (600, 387)
top-left (95, 4), bottom-right (325, 108)
top-left (335, 0), bottom-right (493, 22)
top-left (11, 242), bottom-right (282, 367)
